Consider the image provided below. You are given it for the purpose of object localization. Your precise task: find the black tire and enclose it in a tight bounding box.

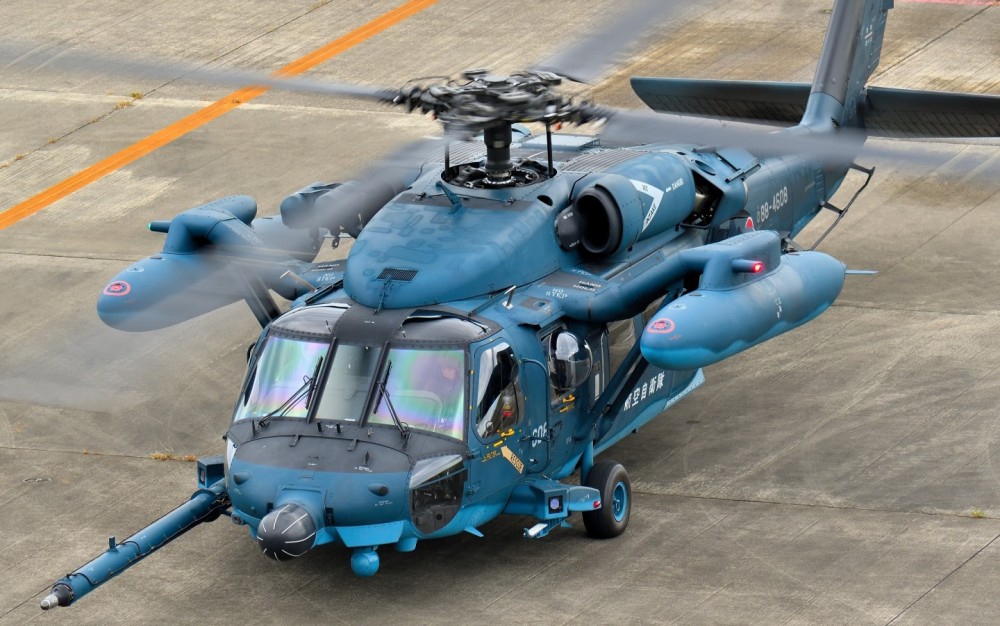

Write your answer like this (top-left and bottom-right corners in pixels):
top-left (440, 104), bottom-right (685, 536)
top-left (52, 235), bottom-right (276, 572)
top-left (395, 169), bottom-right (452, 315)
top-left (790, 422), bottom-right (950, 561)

top-left (582, 459), bottom-right (631, 539)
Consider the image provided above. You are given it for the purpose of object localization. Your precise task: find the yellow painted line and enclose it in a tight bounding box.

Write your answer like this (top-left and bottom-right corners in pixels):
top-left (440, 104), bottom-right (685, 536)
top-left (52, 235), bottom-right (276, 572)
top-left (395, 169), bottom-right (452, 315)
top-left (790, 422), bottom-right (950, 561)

top-left (0, 0), bottom-right (437, 231)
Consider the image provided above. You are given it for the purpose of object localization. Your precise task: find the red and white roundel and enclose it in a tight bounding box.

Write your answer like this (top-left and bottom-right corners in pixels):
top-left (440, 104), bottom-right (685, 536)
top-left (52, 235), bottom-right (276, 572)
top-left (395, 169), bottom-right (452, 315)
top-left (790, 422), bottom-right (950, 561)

top-left (102, 280), bottom-right (131, 297)
top-left (745, 216), bottom-right (755, 230)
top-left (647, 318), bottom-right (676, 334)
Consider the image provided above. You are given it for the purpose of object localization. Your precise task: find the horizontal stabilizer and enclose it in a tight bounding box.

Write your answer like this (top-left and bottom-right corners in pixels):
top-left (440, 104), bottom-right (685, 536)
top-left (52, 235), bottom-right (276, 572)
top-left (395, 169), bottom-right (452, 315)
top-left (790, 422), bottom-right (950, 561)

top-left (863, 87), bottom-right (1000, 138)
top-left (631, 78), bottom-right (809, 126)
top-left (631, 77), bottom-right (1000, 138)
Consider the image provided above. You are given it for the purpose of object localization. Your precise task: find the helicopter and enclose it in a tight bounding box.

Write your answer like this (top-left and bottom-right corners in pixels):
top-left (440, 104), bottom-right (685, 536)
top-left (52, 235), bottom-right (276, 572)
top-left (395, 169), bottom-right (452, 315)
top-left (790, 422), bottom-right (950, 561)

top-left (27, 0), bottom-right (999, 611)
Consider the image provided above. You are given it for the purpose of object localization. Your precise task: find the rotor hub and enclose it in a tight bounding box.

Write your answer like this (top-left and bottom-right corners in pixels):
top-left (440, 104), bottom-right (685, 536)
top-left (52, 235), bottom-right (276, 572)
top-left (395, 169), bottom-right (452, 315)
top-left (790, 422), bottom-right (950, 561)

top-left (392, 69), bottom-right (607, 187)
top-left (395, 69), bottom-right (605, 131)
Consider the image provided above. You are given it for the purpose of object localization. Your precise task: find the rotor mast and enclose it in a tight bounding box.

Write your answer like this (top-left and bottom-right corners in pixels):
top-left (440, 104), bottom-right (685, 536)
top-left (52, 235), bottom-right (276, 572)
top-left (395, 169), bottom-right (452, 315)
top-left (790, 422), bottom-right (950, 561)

top-left (482, 123), bottom-right (514, 183)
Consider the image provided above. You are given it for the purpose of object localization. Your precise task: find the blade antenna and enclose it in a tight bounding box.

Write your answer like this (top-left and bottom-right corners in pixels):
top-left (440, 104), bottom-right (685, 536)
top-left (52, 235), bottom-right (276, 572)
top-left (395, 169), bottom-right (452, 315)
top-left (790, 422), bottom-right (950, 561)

top-left (545, 121), bottom-right (555, 177)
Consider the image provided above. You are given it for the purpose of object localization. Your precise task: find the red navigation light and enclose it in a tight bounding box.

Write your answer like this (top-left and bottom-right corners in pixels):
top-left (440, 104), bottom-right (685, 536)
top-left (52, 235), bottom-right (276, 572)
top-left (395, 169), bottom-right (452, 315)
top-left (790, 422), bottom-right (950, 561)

top-left (593, 500), bottom-right (602, 509)
top-left (731, 259), bottom-right (765, 274)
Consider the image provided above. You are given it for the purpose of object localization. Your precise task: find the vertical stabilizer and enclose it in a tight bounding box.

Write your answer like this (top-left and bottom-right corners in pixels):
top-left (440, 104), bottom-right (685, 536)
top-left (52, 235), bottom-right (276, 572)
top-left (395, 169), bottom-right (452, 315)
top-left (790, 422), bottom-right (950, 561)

top-left (801, 0), bottom-right (893, 130)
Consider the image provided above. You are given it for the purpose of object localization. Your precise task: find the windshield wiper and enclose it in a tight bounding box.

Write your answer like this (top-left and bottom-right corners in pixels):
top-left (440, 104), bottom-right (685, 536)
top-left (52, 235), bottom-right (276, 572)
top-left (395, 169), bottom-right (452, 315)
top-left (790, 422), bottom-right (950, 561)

top-left (304, 355), bottom-right (324, 423)
top-left (258, 356), bottom-right (323, 428)
top-left (372, 361), bottom-right (409, 440)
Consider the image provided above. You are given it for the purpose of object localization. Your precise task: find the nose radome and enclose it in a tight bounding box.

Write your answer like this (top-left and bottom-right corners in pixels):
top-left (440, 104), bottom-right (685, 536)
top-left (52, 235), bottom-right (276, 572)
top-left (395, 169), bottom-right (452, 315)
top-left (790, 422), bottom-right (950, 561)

top-left (256, 503), bottom-right (317, 561)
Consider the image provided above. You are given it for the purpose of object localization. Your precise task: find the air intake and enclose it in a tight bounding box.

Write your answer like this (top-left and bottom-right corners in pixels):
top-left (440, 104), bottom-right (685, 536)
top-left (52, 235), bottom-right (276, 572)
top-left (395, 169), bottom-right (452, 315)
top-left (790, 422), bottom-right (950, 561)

top-left (378, 268), bottom-right (418, 282)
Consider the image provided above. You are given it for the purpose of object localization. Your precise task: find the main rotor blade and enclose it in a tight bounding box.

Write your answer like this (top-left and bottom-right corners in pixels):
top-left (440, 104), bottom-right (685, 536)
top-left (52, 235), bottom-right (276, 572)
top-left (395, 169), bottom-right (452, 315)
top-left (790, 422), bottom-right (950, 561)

top-left (0, 43), bottom-right (399, 103)
top-left (600, 109), bottom-right (951, 167)
top-left (530, 0), bottom-right (685, 84)
top-left (281, 128), bottom-right (475, 232)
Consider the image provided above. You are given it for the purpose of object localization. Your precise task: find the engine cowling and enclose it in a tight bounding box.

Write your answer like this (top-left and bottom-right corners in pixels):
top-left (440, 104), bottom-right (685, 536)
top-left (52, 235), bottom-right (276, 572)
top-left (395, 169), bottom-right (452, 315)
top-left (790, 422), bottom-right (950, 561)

top-left (556, 153), bottom-right (696, 258)
top-left (280, 164), bottom-right (421, 236)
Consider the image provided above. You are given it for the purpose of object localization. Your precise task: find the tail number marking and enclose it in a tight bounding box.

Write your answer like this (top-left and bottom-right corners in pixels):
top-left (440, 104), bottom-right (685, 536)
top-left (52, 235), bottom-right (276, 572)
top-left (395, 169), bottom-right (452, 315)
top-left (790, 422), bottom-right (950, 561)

top-left (756, 186), bottom-right (788, 224)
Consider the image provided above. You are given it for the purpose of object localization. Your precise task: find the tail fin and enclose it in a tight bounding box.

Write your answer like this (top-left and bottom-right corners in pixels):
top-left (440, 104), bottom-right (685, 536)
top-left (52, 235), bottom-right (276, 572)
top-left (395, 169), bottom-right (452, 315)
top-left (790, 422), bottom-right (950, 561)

top-left (801, 0), bottom-right (893, 130)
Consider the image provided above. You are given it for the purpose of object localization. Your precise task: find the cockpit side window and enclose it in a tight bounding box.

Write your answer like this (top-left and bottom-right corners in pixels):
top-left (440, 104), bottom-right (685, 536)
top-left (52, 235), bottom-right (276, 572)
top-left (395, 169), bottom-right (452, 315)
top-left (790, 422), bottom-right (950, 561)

top-left (475, 342), bottom-right (522, 439)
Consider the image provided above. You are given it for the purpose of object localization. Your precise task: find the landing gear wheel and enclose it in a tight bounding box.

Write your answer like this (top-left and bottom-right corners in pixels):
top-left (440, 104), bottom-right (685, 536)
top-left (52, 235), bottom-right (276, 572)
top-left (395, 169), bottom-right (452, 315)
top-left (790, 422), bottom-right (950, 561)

top-left (582, 459), bottom-right (631, 538)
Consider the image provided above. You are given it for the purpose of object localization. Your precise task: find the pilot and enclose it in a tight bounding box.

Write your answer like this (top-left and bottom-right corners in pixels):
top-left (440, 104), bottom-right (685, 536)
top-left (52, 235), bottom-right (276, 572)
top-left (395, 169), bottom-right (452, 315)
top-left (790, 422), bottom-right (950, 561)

top-left (416, 357), bottom-right (464, 430)
top-left (492, 389), bottom-right (517, 433)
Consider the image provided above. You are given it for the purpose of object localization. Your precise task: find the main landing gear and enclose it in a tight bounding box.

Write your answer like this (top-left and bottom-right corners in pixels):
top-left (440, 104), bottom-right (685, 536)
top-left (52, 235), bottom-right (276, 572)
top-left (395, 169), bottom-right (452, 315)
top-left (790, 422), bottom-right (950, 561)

top-left (583, 459), bottom-right (631, 538)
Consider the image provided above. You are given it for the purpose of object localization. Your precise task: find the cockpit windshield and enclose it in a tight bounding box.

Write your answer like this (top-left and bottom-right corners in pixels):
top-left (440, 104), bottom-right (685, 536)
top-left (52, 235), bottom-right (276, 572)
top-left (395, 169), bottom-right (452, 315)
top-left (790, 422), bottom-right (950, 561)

top-left (234, 335), bottom-right (327, 421)
top-left (369, 348), bottom-right (466, 440)
top-left (313, 343), bottom-right (382, 422)
top-left (232, 305), bottom-right (475, 438)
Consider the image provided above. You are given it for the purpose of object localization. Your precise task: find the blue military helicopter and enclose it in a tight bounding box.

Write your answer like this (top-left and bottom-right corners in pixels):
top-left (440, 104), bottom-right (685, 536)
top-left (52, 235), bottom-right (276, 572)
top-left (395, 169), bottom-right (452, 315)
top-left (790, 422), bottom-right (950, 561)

top-left (38, 0), bottom-right (1000, 610)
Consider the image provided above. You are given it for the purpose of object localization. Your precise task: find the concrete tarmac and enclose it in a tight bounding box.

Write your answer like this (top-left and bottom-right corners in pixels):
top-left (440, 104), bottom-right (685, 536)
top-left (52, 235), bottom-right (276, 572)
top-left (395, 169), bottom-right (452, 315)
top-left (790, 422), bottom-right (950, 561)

top-left (1, 0), bottom-right (998, 623)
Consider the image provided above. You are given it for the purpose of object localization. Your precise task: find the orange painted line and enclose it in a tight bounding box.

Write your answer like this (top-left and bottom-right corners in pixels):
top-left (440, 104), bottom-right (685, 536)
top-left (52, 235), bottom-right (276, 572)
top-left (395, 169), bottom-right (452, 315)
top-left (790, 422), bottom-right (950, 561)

top-left (0, 0), bottom-right (437, 231)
